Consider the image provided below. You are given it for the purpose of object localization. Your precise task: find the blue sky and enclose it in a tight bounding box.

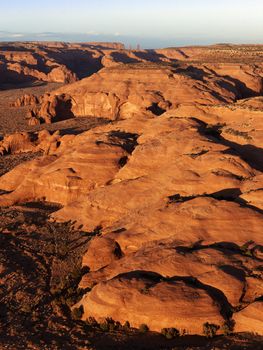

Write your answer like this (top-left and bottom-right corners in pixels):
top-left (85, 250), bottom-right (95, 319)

top-left (0, 0), bottom-right (262, 47)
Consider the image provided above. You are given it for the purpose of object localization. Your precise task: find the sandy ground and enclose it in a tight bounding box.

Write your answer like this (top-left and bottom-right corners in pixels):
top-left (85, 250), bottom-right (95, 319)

top-left (0, 82), bottom-right (62, 135)
top-left (0, 82), bottom-right (109, 177)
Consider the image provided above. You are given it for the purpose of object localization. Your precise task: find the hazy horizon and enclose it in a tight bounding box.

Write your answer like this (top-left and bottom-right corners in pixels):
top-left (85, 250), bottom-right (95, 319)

top-left (0, 0), bottom-right (263, 48)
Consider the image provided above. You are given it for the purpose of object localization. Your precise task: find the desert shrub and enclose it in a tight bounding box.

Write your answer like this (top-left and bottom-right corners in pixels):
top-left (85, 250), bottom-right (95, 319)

top-left (221, 319), bottom-right (235, 335)
top-left (99, 318), bottom-right (121, 332)
top-left (115, 321), bottom-right (122, 330)
top-left (65, 295), bottom-right (78, 307)
top-left (71, 305), bottom-right (84, 320)
top-left (161, 327), bottom-right (180, 339)
top-left (86, 317), bottom-right (98, 327)
top-left (181, 329), bottom-right (187, 336)
top-left (203, 322), bottom-right (220, 338)
top-left (139, 323), bottom-right (149, 333)
top-left (240, 242), bottom-right (254, 257)
top-left (123, 320), bottom-right (131, 331)
top-left (240, 247), bottom-right (252, 257)
top-left (108, 322), bottom-right (116, 332)
top-left (100, 321), bottom-right (109, 332)
top-left (140, 287), bottom-right (150, 294)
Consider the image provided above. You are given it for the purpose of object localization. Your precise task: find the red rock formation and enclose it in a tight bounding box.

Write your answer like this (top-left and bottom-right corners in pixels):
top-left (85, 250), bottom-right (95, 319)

top-left (29, 63), bottom-right (242, 123)
top-left (76, 273), bottom-right (225, 334)
top-left (1, 44), bottom-right (263, 335)
top-left (0, 130), bottom-right (62, 156)
top-left (11, 94), bottom-right (40, 107)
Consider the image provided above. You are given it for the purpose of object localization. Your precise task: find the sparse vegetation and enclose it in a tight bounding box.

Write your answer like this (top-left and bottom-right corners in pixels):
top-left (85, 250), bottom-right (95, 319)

top-left (123, 320), bottom-right (131, 331)
top-left (240, 241), bottom-right (254, 257)
top-left (85, 316), bottom-right (99, 327)
top-left (139, 323), bottom-right (149, 333)
top-left (161, 327), bottom-right (180, 339)
top-left (100, 321), bottom-right (110, 332)
top-left (221, 320), bottom-right (236, 335)
top-left (0, 204), bottom-right (97, 348)
top-left (224, 128), bottom-right (252, 141)
top-left (99, 318), bottom-right (123, 332)
top-left (72, 305), bottom-right (84, 320)
top-left (203, 322), bottom-right (220, 338)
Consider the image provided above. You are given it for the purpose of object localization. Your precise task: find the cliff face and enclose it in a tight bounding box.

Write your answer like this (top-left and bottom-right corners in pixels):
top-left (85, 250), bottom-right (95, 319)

top-left (26, 61), bottom-right (263, 126)
top-left (0, 42), bottom-right (117, 85)
top-left (0, 51), bottom-right (77, 85)
top-left (1, 42), bottom-right (262, 90)
top-left (0, 111), bottom-right (262, 335)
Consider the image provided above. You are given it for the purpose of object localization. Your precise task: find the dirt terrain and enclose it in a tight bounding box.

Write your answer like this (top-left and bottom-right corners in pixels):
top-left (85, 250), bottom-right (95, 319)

top-left (0, 42), bottom-right (263, 349)
top-left (0, 83), bottom-right (63, 134)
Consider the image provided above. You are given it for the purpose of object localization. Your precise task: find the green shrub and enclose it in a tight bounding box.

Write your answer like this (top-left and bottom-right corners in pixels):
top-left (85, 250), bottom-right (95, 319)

top-left (123, 320), bottom-right (131, 331)
top-left (240, 241), bottom-right (254, 257)
top-left (221, 319), bottom-right (235, 335)
top-left (86, 317), bottom-right (98, 327)
top-left (100, 321), bottom-right (109, 332)
top-left (161, 327), bottom-right (180, 339)
top-left (203, 322), bottom-right (220, 338)
top-left (100, 318), bottom-right (120, 332)
top-left (139, 323), bottom-right (149, 333)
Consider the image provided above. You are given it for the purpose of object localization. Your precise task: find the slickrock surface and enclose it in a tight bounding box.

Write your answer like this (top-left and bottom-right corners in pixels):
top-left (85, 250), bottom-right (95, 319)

top-left (0, 44), bottom-right (263, 345)
top-left (27, 60), bottom-right (263, 125)
top-left (233, 302), bottom-right (263, 335)
top-left (77, 272), bottom-right (226, 333)
top-left (26, 64), bottom-right (240, 123)
top-left (0, 129), bottom-right (62, 155)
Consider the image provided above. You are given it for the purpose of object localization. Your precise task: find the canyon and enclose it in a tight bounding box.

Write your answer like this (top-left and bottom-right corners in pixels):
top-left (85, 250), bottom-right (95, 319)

top-left (0, 42), bottom-right (262, 350)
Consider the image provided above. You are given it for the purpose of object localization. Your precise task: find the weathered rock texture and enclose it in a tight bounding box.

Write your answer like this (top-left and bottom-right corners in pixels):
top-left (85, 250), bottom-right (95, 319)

top-left (28, 60), bottom-right (263, 124)
top-left (0, 44), bottom-right (263, 336)
top-left (0, 41), bottom-right (123, 86)
top-left (0, 130), bottom-right (62, 156)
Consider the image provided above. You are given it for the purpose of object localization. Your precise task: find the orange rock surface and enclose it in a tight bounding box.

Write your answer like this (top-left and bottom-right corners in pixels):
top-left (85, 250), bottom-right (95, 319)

top-left (0, 43), bottom-right (263, 336)
top-left (234, 302), bottom-right (263, 335)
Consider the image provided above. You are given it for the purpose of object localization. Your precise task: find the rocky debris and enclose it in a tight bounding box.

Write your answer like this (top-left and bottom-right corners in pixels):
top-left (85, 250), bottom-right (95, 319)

top-left (27, 110), bottom-right (41, 126)
top-left (0, 205), bottom-right (98, 349)
top-left (11, 93), bottom-right (40, 107)
top-left (0, 132), bottom-right (36, 155)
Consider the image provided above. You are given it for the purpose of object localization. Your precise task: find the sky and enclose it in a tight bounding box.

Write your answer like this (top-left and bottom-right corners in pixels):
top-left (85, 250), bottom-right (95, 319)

top-left (0, 0), bottom-right (262, 48)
